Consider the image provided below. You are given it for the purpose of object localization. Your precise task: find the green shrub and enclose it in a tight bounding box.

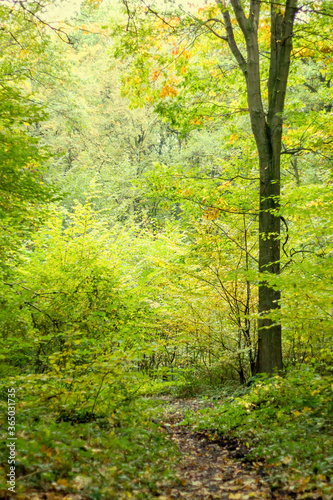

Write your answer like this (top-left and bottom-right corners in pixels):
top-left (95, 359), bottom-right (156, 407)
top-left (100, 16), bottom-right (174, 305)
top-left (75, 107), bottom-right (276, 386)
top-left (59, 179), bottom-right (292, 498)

top-left (0, 393), bottom-right (177, 499)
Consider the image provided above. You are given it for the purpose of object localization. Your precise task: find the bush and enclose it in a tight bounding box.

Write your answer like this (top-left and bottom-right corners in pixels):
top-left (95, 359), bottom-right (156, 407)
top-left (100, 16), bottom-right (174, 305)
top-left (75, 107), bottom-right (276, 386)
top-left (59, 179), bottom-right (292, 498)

top-left (0, 391), bottom-right (178, 499)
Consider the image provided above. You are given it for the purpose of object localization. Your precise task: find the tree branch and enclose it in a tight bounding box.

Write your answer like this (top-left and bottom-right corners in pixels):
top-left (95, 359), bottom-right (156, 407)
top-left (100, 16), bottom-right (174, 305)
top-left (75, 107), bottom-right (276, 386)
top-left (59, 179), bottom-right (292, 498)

top-left (203, 21), bottom-right (227, 41)
top-left (230, 0), bottom-right (248, 35)
top-left (215, 1), bottom-right (247, 77)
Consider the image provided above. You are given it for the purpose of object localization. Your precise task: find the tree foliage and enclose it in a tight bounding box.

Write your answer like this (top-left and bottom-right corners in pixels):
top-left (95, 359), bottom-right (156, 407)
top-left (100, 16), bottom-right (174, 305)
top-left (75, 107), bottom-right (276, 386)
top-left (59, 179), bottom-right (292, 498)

top-left (0, 0), bottom-right (332, 497)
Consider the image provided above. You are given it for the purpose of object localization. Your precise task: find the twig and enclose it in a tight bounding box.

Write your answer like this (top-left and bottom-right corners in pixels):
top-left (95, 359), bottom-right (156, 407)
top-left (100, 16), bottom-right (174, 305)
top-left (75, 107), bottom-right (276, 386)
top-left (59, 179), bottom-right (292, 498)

top-left (150, 418), bottom-right (172, 434)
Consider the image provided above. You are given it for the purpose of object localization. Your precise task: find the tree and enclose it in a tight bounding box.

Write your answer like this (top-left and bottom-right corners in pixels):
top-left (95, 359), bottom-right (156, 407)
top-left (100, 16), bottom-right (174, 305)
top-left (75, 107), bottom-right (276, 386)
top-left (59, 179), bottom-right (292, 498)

top-left (218, 0), bottom-right (298, 374)
top-left (31, 3), bottom-right (183, 224)
top-left (115, 0), bottom-right (333, 374)
top-left (0, 0), bottom-right (64, 271)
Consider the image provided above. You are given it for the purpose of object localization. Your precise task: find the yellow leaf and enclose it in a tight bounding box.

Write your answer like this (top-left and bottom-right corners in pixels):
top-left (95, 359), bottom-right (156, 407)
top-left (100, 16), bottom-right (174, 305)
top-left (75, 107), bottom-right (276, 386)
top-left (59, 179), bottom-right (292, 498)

top-left (229, 133), bottom-right (239, 143)
top-left (57, 478), bottom-right (69, 487)
top-left (151, 70), bottom-right (161, 81)
top-left (160, 83), bottom-right (179, 98)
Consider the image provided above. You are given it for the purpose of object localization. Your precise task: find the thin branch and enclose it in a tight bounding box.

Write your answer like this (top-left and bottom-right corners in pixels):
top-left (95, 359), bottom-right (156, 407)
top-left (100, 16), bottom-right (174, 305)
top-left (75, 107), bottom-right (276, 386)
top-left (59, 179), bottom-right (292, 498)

top-left (18, 1), bottom-right (71, 44)
top-left (202, 22), bottom-right (227, 40)
top-left (280, 215), bottom-right (289, 258)
top-left (193, 196), bottom-right (259, 216)
top-left (142, 0), bottom-right (178, 30)
top-left (186, 13), bottom-right (227, 41)
top-left (211, 220), bottom-right (259, 264)
top-left (24, 301), bottom-right (57, 326)
top-left (174, 174), bottom-right (259, 181)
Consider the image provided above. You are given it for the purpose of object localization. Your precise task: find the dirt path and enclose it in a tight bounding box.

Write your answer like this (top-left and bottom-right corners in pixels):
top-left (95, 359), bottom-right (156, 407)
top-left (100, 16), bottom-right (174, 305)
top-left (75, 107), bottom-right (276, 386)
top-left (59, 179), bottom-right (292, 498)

top-left (155, 397), bottom-right (293, 500)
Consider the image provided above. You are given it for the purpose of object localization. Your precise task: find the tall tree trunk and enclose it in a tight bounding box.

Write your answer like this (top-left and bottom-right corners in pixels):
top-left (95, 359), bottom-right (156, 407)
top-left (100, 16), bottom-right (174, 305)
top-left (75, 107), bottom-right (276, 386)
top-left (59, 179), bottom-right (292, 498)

top-left (219, 0), bottom-right (298, 374)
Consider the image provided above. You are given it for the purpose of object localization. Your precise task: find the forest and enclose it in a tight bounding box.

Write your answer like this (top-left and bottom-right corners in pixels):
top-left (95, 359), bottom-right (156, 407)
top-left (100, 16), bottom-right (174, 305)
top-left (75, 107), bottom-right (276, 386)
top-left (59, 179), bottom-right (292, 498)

top-left (0, 0), bottom-right (332, 498)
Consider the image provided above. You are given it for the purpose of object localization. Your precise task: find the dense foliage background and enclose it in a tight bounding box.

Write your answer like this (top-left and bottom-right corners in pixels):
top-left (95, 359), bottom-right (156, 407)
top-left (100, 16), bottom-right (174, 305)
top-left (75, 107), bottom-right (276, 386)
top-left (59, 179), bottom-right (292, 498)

top-left (0, 0), bottom-right (332, 498)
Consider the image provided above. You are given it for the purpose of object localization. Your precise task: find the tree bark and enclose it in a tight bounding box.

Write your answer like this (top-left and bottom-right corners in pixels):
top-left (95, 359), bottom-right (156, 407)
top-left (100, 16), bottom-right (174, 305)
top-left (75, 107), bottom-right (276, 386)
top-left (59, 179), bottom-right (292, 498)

top-left (218, 0), bottom-right (298, 374)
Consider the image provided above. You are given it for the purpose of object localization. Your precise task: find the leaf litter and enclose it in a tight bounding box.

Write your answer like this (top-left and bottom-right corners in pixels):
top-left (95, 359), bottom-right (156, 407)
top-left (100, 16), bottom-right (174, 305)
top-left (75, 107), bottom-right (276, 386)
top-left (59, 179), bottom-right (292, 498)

top-left (155, 397), bottom-right (298, 500)
top-left (9, 396), bottom-right (327, 499)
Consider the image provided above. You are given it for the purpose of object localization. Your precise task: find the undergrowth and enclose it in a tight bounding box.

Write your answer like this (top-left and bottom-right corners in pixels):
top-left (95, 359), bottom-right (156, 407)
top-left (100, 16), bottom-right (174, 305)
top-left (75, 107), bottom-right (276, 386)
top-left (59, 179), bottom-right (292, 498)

top-left (182, 366), bottom-right (333, 498)
top-left (0, 388), bottom-right (178, 499)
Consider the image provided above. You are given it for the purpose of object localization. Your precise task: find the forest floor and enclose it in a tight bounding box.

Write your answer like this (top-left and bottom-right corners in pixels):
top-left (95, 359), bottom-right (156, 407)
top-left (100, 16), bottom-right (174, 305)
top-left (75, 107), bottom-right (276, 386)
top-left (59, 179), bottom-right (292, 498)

top-left (5, 391), bottom-right (330, 500)
top-left (154, 397), bottom-right (314, 500)
top-left (17, 396), bottom-right (299, 500)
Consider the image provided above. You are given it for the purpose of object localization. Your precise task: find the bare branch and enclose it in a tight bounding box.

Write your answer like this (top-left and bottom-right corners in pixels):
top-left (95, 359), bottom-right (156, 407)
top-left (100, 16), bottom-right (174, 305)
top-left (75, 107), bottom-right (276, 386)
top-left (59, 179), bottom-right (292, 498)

top-left (17, 1), bottom-right (71, 44)
top-left (142, 0), bottom-right (178, 30)
top-left (202, 20), bottom-right (227, 41)
top-left (211, 220), bottom-right (259, 264)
